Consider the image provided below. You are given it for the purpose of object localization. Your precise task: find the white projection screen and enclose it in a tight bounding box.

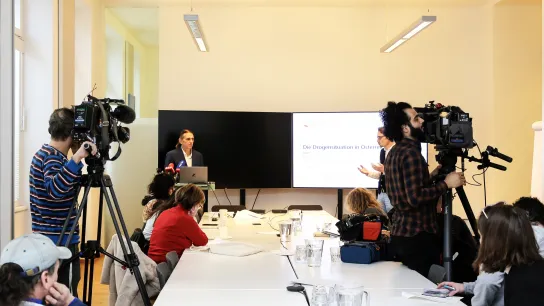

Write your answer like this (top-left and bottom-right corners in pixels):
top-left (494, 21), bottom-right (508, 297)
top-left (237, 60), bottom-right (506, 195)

top-left (292, 112), bottom-right (428, 188)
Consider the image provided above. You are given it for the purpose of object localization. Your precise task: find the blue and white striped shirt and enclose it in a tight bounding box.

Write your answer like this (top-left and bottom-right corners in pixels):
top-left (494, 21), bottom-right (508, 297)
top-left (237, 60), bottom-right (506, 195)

top-left (30, 144), bottom-right (83, 245)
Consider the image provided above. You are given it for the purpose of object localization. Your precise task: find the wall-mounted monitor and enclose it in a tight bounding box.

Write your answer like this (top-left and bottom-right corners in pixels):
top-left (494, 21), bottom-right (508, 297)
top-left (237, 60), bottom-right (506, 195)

top-left (292, 112), bottom-right (428, 188)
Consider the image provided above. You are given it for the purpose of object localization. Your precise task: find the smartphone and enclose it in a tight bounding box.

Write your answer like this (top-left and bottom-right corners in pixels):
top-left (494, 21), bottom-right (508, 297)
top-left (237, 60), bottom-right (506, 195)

top-left (252, 223), bottom-right (261, 225)
top-left (201, 223), bottom-right (218, 227)
top-left (422, 288), bottom-right (449, 298)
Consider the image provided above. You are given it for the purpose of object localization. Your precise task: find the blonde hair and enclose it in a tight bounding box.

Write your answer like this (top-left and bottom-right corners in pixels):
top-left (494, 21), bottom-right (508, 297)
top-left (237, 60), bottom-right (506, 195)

top-left (346, 188), bottom-right (385, 215)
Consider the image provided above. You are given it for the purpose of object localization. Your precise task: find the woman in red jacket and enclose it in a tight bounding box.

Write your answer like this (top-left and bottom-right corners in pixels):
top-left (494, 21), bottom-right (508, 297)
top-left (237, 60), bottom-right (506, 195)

top-left (148, 184), bottom-right (208, 263)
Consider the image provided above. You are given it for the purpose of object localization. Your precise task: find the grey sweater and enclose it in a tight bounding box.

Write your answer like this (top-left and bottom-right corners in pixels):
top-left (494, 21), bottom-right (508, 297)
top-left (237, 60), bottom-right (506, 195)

top-left (464, 271), bottom-right (505, 306)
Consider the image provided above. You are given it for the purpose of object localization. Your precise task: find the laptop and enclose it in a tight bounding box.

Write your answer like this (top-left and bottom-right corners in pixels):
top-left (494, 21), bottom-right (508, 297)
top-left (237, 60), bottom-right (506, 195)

top-left (178, 166), bottom-right (208, 184)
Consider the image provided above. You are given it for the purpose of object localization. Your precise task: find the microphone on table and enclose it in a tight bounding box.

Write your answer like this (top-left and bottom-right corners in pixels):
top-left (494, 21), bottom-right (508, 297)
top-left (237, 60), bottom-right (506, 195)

top-left (175, 168), bottom-right (180, 181)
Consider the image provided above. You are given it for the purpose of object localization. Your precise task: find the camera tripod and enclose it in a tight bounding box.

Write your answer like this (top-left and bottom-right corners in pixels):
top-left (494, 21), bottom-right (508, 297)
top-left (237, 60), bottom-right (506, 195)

top-left (435, 145), bottom-right (509, 281)
top-left (57, 158), bottom-right (151, 306)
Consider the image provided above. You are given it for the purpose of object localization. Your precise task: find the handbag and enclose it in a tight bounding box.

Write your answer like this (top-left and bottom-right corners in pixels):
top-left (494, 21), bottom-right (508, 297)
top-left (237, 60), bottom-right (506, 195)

top-left (335, 213), bottom-right (384, 242)
top-left (340, 242), bottom-right (381, 264)
top-left (130, 224), bottom-right (149, 254)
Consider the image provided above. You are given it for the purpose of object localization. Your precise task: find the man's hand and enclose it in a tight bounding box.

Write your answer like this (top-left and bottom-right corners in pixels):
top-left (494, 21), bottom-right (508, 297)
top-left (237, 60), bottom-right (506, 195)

top-left (45, 282), bottom-right (75, 306)
top-left (430, 164), bottom-right (442, 178)
top-left (371, 163), bottom-right (384, 173)
top-left (444, 172), bottom-right (466, 188)
top-left (358, 165), bottom-right (370, 176)
top-left (73, 141), bottom-right (97, 164)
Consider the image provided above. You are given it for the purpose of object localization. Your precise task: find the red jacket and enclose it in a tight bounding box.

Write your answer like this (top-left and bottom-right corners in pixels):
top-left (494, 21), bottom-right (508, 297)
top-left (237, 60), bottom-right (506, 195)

top-left (148, 205), bottom-right (208, 263)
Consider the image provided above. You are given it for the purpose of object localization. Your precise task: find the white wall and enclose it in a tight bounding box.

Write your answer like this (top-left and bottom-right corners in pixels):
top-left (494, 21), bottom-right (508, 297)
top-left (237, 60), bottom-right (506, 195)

top-left (0, 0), bottom-right (14, 249)
top-left (106, 25), bottom-right (124, 100)
top-left (16, 0), bottom-right (57, 236)
top-left (158, 5), bottom-right (494, 218)
top-left (74, 0), bottom-right (92, 104)
top-left (532, 121), bottom-right (542, 200)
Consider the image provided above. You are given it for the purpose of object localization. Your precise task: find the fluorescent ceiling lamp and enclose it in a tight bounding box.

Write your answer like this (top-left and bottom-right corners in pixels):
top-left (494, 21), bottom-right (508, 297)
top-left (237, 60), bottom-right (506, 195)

top-left (380, 16), bottom-right (436, 53)
top-left (184, 14), bottom-right (208, 52)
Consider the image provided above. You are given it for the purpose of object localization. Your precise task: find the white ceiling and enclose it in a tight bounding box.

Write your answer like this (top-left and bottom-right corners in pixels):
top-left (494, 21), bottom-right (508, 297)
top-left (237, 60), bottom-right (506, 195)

top-left (108, 7), bottom-right (159, 46)
top-left (105, 0), bottom-right (492, 7)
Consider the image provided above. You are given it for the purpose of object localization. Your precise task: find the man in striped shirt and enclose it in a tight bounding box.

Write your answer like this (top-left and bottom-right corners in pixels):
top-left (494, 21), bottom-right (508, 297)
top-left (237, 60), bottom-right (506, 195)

top-left (380, 101), bottom-right (465, 278)
top-left (30, 108), bottom-right (97, 296)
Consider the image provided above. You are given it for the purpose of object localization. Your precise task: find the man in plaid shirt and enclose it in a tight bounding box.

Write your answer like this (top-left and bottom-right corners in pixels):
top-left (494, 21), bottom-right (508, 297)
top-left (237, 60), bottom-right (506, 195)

top-left (381, 101), bottom-right (466, 277)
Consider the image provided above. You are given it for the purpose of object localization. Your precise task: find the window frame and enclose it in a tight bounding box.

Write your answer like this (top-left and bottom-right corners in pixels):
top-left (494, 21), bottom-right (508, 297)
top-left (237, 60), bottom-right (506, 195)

top-left (13, 0), bottom-right (25, 207)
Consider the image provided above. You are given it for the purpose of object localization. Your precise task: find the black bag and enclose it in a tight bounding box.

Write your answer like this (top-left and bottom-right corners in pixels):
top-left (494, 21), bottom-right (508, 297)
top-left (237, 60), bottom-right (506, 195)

top-left (130, 224), bottom-right (149, 255)
top-left (335, 213), bottom-right (385, 242)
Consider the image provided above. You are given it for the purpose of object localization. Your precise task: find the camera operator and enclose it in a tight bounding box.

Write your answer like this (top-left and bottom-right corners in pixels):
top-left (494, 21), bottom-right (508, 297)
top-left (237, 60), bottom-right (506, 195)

top-left (380, 101), bottom-right (466, 278)
top-left (29, 108), bottom-right (97, 296)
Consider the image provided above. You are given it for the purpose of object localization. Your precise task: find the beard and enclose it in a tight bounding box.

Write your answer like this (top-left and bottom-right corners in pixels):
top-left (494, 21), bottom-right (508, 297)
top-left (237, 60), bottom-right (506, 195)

top-left (408, 124), bottom-right (426, 143)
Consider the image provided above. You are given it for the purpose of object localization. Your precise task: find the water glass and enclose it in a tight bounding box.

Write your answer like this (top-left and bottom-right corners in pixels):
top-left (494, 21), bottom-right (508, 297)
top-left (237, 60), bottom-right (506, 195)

top-left (279, 221), bottom-right (293, 242)
top-left (330, 246), bottom-right (341, 263)
top-left (295, 245), bottom-right (307, 263)
top-left (219, 226), bottom-right (229, 239)
top-left (336, 285), bottom-right (369, 306)
top-left (306, 239), bottom-right (324, 267)
top-left (311, 285), bottom-right (329, 306)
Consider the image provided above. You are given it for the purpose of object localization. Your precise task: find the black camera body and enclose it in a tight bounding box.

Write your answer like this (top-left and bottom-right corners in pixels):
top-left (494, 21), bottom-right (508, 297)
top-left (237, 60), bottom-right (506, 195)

top-left (72, 95), bottom-right (134, 161)
top-left (414, 101), bottom-right (474, 150)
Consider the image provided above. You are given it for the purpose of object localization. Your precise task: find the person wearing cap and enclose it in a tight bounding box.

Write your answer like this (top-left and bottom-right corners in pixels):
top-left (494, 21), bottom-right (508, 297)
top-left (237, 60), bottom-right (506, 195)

top-left (0, 233), bottom-right (86, 306)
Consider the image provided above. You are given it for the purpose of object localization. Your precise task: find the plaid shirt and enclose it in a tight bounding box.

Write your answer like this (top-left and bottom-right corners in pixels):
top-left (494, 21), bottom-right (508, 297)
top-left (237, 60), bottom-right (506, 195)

top-left (384, 138), bottom-right (448, 237)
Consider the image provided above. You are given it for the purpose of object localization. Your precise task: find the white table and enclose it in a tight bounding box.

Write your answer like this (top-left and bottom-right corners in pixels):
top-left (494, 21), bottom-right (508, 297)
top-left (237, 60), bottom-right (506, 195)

top-left (154, 210), bottom-right (456, 306)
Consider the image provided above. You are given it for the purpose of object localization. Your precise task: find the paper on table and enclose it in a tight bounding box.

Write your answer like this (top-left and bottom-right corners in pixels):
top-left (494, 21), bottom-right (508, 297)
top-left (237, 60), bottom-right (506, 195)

top-left (402, 292), bottom-right (463, 304)
top-left (234, 210), bottom-right (265, 220)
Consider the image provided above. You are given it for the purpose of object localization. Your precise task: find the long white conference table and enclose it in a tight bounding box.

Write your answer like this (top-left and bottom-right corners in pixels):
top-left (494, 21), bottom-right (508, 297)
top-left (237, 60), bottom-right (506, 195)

top-left (153, 210), bottom-right (465, 305)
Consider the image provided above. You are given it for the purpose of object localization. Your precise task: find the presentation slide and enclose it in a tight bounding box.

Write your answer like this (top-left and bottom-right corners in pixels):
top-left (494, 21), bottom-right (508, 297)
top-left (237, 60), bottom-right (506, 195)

top-left (292, 112), bottom-right (428, 188)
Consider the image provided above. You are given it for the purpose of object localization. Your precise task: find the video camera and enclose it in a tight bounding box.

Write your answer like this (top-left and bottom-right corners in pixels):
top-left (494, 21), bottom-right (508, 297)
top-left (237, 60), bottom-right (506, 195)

top-left (72, 95), bottom-right (135, 161)
top-left (414, 101), bottom-right (474, 150)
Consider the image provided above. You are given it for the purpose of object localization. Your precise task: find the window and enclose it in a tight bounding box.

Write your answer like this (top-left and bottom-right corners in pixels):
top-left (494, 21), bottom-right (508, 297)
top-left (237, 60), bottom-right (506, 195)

top-left (13, 0), bottom-right (24, 205)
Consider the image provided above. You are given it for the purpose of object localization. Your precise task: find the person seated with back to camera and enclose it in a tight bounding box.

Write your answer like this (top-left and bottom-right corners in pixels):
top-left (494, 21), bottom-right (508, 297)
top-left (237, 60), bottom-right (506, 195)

top-left (0, 233), bottom-right (86, 306)
top-left (512, 196), bottom-right (544, 257)
top-left (141, 171), bottom-right (176, 223)
top-left (147, 184), bottom-right (208, 264)
top-left (438, 203), bottom-right (544, 306)
top-left (345, 188), bottom-right (390, 228)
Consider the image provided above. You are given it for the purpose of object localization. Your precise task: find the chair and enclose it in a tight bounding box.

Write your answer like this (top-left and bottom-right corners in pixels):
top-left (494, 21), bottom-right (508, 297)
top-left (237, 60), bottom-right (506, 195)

top-left (211, 205), bottom-right (246, 212)
top-left (428, 264), bottom-right (446, 284)
top-left (165, 251), bottom-right (179, 270)
top-left (250, 209), bottom-right (266, 214)
top-left (287, 205), bottom-right (323, 211)
top-left (156, 262), bottom-right (172, 289)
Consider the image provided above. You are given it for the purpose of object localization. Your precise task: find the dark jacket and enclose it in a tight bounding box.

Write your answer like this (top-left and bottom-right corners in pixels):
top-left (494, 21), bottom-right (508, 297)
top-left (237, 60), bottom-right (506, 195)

top-left (164, 148), bottom-right (204, 168)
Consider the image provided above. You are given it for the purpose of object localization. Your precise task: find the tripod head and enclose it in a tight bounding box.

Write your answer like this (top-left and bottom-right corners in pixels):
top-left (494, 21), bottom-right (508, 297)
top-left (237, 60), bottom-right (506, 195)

top-left (432, 143), bottom-right (512, 181)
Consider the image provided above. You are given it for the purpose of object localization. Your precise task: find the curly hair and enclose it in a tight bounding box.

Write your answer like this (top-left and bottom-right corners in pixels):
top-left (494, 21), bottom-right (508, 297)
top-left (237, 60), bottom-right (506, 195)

top-left (346, 188), bottom-right (385, 216)
top-left (379, 101), bottom-right (413, 142)
top-left (0, 263), bottom-right (56, 306)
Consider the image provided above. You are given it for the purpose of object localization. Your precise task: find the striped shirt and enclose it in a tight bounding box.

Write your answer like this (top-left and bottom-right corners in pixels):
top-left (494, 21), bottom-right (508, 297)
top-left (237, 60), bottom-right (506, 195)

top-left (30, 144), bottom-right (83, 245)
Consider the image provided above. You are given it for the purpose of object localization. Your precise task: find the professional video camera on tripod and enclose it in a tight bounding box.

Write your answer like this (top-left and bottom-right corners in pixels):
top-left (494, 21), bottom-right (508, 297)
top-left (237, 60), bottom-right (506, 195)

top-left (414, 101), bottom-right (513, 282)
top-left (57, 95), bottom-right (151, 306)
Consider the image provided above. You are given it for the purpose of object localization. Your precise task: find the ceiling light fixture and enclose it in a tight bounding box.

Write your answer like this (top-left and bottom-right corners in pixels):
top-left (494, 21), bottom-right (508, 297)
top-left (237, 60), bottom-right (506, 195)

top-left (380, 16), bottom-right (437, 53)
top-left (184, 14), bottom-right (207, 52)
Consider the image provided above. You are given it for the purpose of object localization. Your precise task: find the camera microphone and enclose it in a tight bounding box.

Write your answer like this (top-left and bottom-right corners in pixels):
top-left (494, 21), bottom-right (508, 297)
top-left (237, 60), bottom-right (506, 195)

top-left (486, 146), bottom-right (513, 163)
top-left (112, 104), bottom-right (136, 124)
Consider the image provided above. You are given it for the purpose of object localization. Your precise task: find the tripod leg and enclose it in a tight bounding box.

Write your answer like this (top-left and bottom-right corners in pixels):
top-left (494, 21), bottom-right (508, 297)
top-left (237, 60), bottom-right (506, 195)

top-left (455, 187), bottom-right (480, 242)
top-left (443, 190), bottom-right (453, 281)
top-left (101, 178), bottom-right (152, 306)
top-left (57, 184), bottom-right (82, 246)
top-left (64, 183), bottom-right (93, 248)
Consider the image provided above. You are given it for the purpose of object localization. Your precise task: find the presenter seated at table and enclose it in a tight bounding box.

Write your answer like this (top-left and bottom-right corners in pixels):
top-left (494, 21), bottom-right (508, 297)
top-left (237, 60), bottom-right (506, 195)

top-left (147, 184), bottom-right (208, 263)
top-left (164, 129), bottom-right (204, 168)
